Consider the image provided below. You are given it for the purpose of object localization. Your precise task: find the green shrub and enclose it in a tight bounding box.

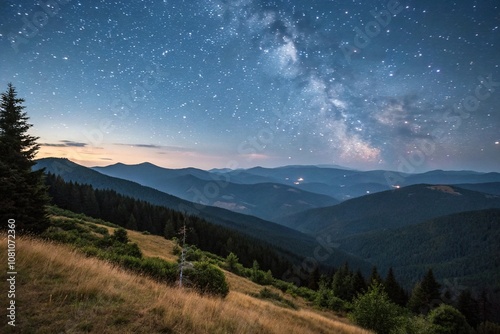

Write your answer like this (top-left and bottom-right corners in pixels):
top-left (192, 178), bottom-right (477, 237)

top-left (140, 257), bottom-right (178, 283)
top-left (185, 246), bottom-right (203, 261)
top-left (295, 286), bottom-right (316, 301)
top-left (119, 255), bottom-right (144, 272)
top-left (253, 288), bottom-right (298, 309)
top-left (172, 245), bottom-right (181, 256)
top-left (92, 226), bottom-right (109, 236)
top-left (110, 242), bottom-right (143, 258)
top-left (225, 252), bottom-right (240, 273)
top-left (349, 282), bottom-right (403, 334)
top-left (427, 304), bottom-right (472, 334)
top-left (112, 228), bottom-right (129, 243)
top-left (80, 245), bottom-right (101, 257)
top-left (272, 279), bottom-right (295, 293)
top-left (190, 262), bottom-right (229, 298)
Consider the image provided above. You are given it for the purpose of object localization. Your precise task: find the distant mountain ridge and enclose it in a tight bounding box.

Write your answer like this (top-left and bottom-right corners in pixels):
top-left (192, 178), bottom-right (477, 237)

top-left (220, 165), bottom-right (500, 200)
top-left (277, 184), bottom-right (500, 239)
top-left (34, 157), bottom-right (371, 273)
top-left (93, 162), bottom-right (339, 222)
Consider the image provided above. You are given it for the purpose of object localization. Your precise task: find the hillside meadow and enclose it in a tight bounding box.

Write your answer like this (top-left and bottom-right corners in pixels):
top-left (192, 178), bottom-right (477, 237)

top-left (0, 230), bottom-right (371, 334)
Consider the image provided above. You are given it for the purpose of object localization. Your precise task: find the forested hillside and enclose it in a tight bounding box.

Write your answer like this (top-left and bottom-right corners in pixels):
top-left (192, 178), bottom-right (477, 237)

top-left (279, 184), bottom-right (500, 238)
top-left (44, 173), bottom-right (295, 279)
top-left (337, 209), bottom-right (500, 291)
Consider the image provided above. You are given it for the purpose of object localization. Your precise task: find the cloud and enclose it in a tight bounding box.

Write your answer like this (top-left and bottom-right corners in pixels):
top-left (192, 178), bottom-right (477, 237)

top-left (114, 143), bottom-right (197, 153)
top-left (114, 143), bottom-right (161, 149)
top-left (41, 140), bottom-right (88, 147)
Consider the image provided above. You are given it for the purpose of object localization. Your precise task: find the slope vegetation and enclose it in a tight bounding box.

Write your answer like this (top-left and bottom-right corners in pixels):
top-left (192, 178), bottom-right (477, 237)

top-left (0, 235), bottom-right (370, 334)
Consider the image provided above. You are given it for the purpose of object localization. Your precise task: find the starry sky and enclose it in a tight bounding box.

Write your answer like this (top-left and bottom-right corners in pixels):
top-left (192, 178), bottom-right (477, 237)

top-left (1, 0), bottom-right (499, 172)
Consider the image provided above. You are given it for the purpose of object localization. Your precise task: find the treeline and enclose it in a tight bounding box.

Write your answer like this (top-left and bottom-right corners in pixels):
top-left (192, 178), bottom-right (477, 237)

top-left (312, 263), bottom-right (499, 333)
top-left (45, 173), bottom-right (292, 278)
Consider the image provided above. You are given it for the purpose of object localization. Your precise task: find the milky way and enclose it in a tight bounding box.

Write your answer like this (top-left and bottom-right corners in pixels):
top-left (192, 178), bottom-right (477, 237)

top-left (1, 0), bottom-right (499, 171)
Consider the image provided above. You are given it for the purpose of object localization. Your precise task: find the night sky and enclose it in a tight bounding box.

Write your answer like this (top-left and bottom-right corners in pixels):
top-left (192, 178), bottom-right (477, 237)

top-left (1, 0), bottom-right (499, 172)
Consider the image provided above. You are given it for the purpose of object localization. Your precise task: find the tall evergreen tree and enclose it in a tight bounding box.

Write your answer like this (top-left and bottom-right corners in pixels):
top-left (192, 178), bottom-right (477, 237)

top-left (408, 282), bottom-right (428, 313)
top-left (369, 266), bottom-right (383, 285)
top-left (421, 268), bottom-right (441, 302)
top-left (384, 267), bottom-right (408, 306)
top-left (408, 268), bottom-right (442, 314)
top-left (353, 270), bottom-right (368, 295)
top-left (0, 83), bottom-right (49, 233)
top-left (331, 263), bottom-right (357, 301)
top-left (307, 267), bottom-right (321, 291)
top-left (457, 289), bottom-right (480, 328)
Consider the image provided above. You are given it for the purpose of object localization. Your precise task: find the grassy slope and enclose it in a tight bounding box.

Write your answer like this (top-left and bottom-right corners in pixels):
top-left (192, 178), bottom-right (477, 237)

top-left (1, 225), bottom-right (370, 333)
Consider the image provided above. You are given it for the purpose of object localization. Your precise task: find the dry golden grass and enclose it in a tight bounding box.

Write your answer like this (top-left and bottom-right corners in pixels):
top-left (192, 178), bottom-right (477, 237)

top-left (125, 229), bottom-right (178, 262)
top-left (0, 234), bottom-right (372, 334)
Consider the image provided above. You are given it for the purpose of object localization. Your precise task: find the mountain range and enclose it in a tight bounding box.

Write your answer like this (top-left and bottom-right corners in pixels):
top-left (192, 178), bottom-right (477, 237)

top-left (92, 162), bottom-right (339, 221)
top-left (278, 184), bottom-right (500, 238)
top-left (35, 158), bottom-right (369, 273)
top-left (35, 157), bottom-right (500, 291)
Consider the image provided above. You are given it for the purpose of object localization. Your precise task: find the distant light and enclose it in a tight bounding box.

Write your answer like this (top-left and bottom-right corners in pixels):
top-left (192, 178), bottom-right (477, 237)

top-left (392, 185), bottom-right (401, 189)
top-left (297, 177), bottom-right (304, 182)
top-left (496, 141), bottom-right (499, 145)
top-left (366, 191), bottom-right (370, 194)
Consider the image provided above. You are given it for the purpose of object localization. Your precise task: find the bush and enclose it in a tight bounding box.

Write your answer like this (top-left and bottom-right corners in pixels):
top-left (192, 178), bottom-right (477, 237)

top-left (110, 242), bottom-right (143, 258)
top-left (349, 282), bottom-right (403, 334)
top-left (119, 255), bottom-right (144, 272)
top-left (272, 279), bottom-right (295, 293)
top-left (172, 245), bottom-right (181, 256)
top-left (190, 262), bottom-right (229, 298)
top-left (185, 246), bottom-right (203, 261)
top-left (315, 287), bottom-right (348, 312)
top-left (140, 257), bottom-right (178, 283)
top-left (295, 286), bottom-right (316, 302)
top-left (427, 304), bottom-right (472, 334)
top-left (253, 288), bottom-right (298, 309)
top-left (80, 245), bottom-right (101, 257)
top-left (225, 252), bottom-right (240, 273)
top-left (388, 314), bottom-right (434, 334)
top-left (112, 228), bottom-right (129, 243)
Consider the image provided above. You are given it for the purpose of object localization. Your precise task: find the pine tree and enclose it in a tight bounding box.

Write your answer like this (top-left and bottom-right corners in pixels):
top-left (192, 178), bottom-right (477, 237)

top-left (307, 267), bottom-right (321, 290)
top-left (126, 214), bottom-right (138, 230)
top-left (408, 282), bottom-right (427, 313)
top-left (226, 252), bottom-right (239, 272)
top-left (332, 263), bottom-right (356, 301)
top-left (163, 218), bottom-right (175, 239)
top-left (353, 270), bottom-right (368, 295)
top-left (457, 290), bottom-right (480, 328)
top-left (478, 290), bottom-right (492, 324)
top-left (369, 266), bottom-right (383, 285)
top-left (408, 269), bottom-right (442, 314)
top-left (421, 268), bottom-right (441, 302)
top-left (385, 267), bottom-right (407, 306)
top-left (0, 83), bottom-right (49, 233)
